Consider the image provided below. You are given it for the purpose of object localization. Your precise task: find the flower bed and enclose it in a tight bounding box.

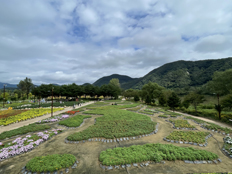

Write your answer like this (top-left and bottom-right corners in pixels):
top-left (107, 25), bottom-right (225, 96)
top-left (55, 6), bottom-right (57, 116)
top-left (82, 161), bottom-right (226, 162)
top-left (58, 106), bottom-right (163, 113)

top-left (65, 111), bottom-right (79, 115)
top-left (202, 123), bottom-right (232, 134)
top-left (138, 110), bottom-right (155, 115)
top-left (67, 106), bottom-right (156, 141)
top-left (0, 110), bottom-right (28, 120)
top-left (168, 119), bottom-right (196, 129)
top-left (99, 143), bottom-right (219, 166)
top-left (25, 154), bottom-right (76, 173)
top-left (165, 131), bottom-right (210, 145)
top-left (126, 106), bottom-right (143, 112)
top-left (58, 115), bottom-right (91, 127)
top-left (36, 114), bottom-right (69, 124)
top-left (0, 124), bottom-right (51, 140)
top-left (0, 108), bottom-right (64, 126)
top-left (0, 129), bottom-right (63, 161)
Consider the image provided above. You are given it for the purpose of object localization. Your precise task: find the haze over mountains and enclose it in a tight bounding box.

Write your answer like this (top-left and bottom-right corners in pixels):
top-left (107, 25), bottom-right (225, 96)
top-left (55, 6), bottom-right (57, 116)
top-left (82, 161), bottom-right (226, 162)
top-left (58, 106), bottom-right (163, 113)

top-left (1, 57), bottom-right (232, 90)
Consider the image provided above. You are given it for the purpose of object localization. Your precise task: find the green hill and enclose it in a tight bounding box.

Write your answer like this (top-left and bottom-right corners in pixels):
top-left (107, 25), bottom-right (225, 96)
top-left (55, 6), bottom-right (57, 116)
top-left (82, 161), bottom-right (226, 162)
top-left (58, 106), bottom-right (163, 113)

top-left (93, 57), bottom-right (232, 90)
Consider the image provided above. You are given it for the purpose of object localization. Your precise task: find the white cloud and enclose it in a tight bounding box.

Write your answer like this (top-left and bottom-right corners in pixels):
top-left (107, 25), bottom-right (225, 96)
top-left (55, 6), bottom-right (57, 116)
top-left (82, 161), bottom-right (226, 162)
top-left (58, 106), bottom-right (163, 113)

top-left (0, 0), bottom-right (232, 85)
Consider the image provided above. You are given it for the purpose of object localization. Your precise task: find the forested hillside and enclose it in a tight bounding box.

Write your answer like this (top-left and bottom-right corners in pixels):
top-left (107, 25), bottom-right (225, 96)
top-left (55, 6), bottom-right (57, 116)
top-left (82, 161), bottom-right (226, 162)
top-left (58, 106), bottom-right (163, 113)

top-left (93, 57), bottom-right (232, 91)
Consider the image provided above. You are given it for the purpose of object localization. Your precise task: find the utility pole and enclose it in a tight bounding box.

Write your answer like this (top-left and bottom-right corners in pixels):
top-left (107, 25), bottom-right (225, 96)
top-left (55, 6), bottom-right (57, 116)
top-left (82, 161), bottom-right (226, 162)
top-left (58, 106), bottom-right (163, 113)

top-left (51, 87), bottom-right (54, 117)
top-left (3, 84), bottom-right (6, 108)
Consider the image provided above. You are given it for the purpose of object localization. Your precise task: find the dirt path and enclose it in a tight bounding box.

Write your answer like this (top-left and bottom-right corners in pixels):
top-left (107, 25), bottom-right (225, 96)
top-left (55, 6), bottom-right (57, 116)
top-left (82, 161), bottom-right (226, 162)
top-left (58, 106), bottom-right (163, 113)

top-left (171, 110), bottom-right (232, 130)
top-left (1, 107), bottom-right (232, 174)
top-left (0, 101), bottom-right (94, 134)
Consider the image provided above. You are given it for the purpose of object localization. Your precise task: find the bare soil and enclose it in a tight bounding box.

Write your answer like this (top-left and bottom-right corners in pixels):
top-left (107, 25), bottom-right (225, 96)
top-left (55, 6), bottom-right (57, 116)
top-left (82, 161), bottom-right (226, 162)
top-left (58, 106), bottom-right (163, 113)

top-left (1, 108), bottom-right (232, 174)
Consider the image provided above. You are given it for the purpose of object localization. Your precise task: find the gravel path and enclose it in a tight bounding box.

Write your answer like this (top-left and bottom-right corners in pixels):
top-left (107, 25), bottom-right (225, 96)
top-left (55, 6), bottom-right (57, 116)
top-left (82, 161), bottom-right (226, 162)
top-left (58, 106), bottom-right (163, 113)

top-left (0, 101), bottom-right (94, 134)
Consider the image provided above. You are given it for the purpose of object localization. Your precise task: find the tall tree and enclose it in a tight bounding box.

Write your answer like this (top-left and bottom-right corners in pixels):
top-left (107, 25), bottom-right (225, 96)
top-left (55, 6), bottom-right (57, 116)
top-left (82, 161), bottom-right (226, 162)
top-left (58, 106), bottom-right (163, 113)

top-left (167, 92), bottom-right (181, 111)
top-left (17, 77), bottom-right (34, 99)
top-left (207, 69), bottom-right (232, 119)
top-left (184, 92), bottom-right (204, 112)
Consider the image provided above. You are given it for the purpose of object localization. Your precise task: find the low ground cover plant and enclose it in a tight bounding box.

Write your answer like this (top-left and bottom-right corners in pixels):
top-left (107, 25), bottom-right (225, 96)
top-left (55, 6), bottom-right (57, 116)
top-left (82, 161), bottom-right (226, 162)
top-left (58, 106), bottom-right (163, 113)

top-left (184, 116), bottom-right (206, 124)
top-left (0, 110), bottom-right (28, 119)
top-left (0, 129), bottom-right (63, 160)
top-left (72, 108), bottom-right (85, 112)
top-left (166, 131), bottom-right (209, 144)
top-left (169, 119), bottom-right (195, 128)
top-left (67, 105), bottom-right (156, 141)
top-left (99, 143), bottom-right (218, 165)
top-left (0, 108), bottom-right (63, 126)
top-left (37, 115), bottom-right (69, 124)
top-left (224, 136), bottom-right (232, 155)
top-left (126, 106), bottom-right (143, 111)
top-left (138, 110), bottom-right (154, 115)
top-left (26, 154), bottom-right (76, 172)
top-left (59, 115), bottom-right (91, 127)
top-left (0, 124), bottom-right (51, 140)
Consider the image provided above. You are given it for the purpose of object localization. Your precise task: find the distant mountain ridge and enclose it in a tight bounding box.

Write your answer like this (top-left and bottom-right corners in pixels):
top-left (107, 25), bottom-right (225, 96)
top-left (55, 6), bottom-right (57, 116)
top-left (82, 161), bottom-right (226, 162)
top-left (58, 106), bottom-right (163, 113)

top-left (0, 82), bottom-right (18, 89)
top-left (92, 57), bottom-right (232, 89)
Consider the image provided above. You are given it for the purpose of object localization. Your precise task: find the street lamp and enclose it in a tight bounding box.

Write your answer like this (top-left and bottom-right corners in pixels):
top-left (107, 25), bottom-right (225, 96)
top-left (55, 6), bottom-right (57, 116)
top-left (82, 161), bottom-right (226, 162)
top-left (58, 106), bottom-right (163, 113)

top-left (3, 84), bottom-right (7, 108)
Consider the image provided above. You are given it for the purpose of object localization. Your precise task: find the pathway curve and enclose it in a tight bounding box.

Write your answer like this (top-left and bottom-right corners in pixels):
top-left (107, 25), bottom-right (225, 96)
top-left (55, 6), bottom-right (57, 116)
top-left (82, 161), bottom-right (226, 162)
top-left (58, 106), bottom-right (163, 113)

top-left (0, 101), bottom-right (94, 134)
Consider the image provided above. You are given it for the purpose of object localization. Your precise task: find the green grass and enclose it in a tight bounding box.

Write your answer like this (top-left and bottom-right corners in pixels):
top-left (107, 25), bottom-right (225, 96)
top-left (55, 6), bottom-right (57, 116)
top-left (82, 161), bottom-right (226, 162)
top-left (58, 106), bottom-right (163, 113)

top-left (99, 143), bottom-right (218, 165)
top-left (26, 154), bottom-right (76, 172)
top-left (204, 123), bottom-right (232, 134)
top-left (138, 110), bottom-right (154, 115)
top-left (126, 106), bottom-right (143, 111)
top-left (58, 115), bottom-right (91, 127)
top-left (166, 131), bottom-right (210, 144)
top-left (0, 123), bottom-right (51, 140)
top-left (158, 115), bottom-right (169, 118)
top-left (67, 105), bottom-right (156, 140)
top-left (169, 119), bottom-right (195, 128)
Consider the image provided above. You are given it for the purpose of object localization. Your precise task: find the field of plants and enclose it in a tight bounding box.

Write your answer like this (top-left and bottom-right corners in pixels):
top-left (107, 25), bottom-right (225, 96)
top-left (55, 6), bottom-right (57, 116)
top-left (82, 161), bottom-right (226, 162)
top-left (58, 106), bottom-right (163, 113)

top-left (126, 106), bottom-right (143, 111)
top-left (166, 131), bottom-right (210, 144)
top-left (169, 119), bottom-right (195, 128)
top-left (67, 106), bottom-right (156, 140)
top-left (0, 108), bottom-right (63, 126)
top-left (99, 143), bottom-right (219, 165)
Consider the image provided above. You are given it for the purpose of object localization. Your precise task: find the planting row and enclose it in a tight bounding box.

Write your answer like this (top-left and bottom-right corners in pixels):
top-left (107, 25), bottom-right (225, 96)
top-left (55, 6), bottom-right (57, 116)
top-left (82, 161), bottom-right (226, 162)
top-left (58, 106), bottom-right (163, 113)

top-left (164, 131), bottom-right (211, 145)
top-left (99, 143), bottom-right (219, 166)
top-left (168, 119), bottom-right (196, 129)
top-left (65, 123), bottom-right (159, 144)
top-left (0, 124), bottom-right (51, 140)
top-left (184, 116), bottom-right (232, 135)
top-left (0, 108), bottom-right (63, 126)
top-left (37, 114), bottom-right (70, 124)
top-left (0, 129), bottom-right (63, 161)
top-left (126, 106), bottom-right (143, 112)
top-left (0, 109), bottom-right (28, 119)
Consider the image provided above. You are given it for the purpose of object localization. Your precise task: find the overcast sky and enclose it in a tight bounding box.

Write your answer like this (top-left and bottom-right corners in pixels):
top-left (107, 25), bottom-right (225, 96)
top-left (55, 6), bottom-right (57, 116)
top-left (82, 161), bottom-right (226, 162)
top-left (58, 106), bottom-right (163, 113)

top-left (0, 0), bottom-right (232, 85)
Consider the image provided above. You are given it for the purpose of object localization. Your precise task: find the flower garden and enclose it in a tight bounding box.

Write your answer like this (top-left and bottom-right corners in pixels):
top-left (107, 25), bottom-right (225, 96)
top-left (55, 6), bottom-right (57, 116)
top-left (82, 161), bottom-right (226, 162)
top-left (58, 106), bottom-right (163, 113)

top-left (0, 101), bottom-right (231, 174)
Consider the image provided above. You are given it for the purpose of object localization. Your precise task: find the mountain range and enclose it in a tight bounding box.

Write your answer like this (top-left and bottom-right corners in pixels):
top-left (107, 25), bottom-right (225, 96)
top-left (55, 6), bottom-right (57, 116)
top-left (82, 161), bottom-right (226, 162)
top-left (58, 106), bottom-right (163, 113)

top-left (93, 57), bottom-right (232, 90)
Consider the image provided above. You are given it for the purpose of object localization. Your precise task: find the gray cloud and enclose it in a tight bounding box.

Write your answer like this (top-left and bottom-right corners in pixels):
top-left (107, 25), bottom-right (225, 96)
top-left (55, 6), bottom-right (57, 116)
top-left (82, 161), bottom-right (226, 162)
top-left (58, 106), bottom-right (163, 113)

top-left (0, 0), bottom-right (232, 85)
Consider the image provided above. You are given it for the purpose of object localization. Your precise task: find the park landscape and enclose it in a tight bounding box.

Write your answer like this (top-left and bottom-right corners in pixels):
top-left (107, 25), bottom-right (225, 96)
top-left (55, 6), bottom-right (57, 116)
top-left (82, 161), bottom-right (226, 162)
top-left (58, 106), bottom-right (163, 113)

top-left (0, 97), bottom-right (232, 174)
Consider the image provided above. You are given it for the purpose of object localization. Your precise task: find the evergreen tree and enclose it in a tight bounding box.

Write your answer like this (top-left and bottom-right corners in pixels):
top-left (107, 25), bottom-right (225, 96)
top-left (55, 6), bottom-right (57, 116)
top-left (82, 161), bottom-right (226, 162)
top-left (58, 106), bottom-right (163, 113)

top-left (167, 92), bottom-right (181, 111)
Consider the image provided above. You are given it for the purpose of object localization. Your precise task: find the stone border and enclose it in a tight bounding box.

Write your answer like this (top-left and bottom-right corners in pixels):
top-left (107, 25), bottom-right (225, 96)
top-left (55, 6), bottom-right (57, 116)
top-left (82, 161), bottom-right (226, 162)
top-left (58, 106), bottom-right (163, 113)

top-left (99, 158), bottom-right (222, 170)
top-left (64, 123), bottom-right (159, 144)
top-left (21, 160), bottom-right (79, 174)
top-left (163, 132), bottom-right (212, 147)
top-left (166, 120), bottom-right (197, 130)
top-left (57, 117), bottom-right (91, 129)
top-left (0, 131), bottom-right (63, 162)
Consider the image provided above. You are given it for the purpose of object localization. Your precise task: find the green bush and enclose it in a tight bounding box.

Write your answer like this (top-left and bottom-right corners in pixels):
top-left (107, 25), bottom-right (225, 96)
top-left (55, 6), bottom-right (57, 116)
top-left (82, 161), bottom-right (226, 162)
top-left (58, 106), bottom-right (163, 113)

top-left (26, 154), bottom-right (76, 172)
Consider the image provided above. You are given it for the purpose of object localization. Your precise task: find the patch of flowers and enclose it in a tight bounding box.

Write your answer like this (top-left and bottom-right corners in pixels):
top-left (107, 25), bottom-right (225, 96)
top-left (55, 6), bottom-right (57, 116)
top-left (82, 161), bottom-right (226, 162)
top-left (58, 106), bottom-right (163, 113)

top-left (0, 108), bottom-right (63, 126)
top-left (203, 123), bottom-right (232, 134)
top-left (65, 111), bottom-right (79, 115)
top-left (99, 143), bottom-right (219, 165)
top-left (0, 109), bottom-right (28, 119)
top-left (25, 154), bottom-right (76, 173)
top-left (37, 114), bottom-right (69, 124)
top-left (0, 129), bottom-right (63, 161)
